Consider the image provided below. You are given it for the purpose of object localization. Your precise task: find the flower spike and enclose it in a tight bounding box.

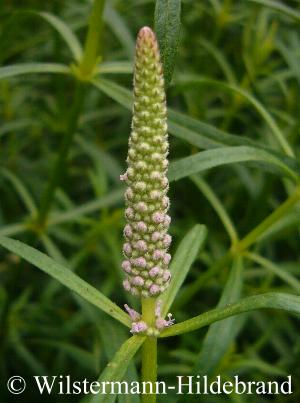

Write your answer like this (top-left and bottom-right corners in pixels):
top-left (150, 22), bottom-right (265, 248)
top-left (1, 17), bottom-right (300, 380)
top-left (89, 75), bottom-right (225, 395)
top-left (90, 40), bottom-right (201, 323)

top-left (121, 26), bottom-right (171, 298)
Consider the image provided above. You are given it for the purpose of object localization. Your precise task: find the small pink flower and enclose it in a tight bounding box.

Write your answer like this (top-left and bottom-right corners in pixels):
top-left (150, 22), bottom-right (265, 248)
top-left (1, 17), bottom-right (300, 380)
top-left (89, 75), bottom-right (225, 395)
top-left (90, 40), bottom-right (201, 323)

top-left (124, 224), bottom-right (133, 238)
top-left (136, 240), bottom-right (147, 252)
top-left (155, 318), bottom-right (166, 330)
top-left (152, 212), bottom-right (165, 224)
top-left (125, 188), bottom-right (134, 200)
top-left (133, 257), bottom-right (147, 268)
top-left (164, 214), bottom-right (171, 226)
top-left (122, 260), bottom-right (131, 273)
top-left (132, 276), bottom-right (144, 286)
top-left (163, 253), bottom-right (171, 265)
top-left (123, 279), bottom-right (131, 291)
top-left (124, 304), bottom-right (140, 321)
top-left (120, 172), bottom-right (128, 181)
top-left (155, 300), bottom-right (162, 317)
top-left (136, 201), bottom-right (147, 212)
top-left (163, 269), bottom-right (171, 281)
top-left (131, 321), bottom-right (148, 334)
top-left (149, 284), bottom-right (160, 295)
top-left (162, 196), bottom-right (169, 208)
top-left (136, 221), bottom-right (147, 232)
top-left (149, 266), bottom-right (160, 278)
top-left (125, 207), bottom-right (134, 219)
top-left (151, 231), bottom-right (161, 242)
top-left (123, 243), bottom-right (132, 256)
top-left (163, 234), bottom-right (172, 247)
top-left (153, 250), bottom-right (164, 260)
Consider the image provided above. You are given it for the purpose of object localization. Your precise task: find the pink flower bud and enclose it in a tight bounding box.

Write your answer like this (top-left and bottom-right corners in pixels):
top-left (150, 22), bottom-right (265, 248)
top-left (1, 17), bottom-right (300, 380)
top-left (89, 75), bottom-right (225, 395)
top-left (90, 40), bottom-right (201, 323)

top-left (152, 212), bottom-right (165, 224)
top-left (149, 284), bottom-right (160, 295)
top-left (133, 257), bottom-right (147, 268)
top-left (163, 234), bottom-right (172, 247)
top-left (136, 240), bottom-right (147, 252)
top-left (136, 221), bottom-right (147, 232)
top-left (163, 253), bottom-right (171, 265)
top-left (123, 243), bottom-right (132, 256)
top-left (124, 224), bottom-right (133, 238)
top-left (122, 260), bottom-right (131, 273)
top-left (153, 250), bottom-right (164, 260)
top-left (123, 279), bottom-right (131, 291)
top-left (132, 276), bottom-right (144, 286)
top-left (151, 231), bottom-right (161, 242)
top-left (149, 266), bottom-right (160, 278)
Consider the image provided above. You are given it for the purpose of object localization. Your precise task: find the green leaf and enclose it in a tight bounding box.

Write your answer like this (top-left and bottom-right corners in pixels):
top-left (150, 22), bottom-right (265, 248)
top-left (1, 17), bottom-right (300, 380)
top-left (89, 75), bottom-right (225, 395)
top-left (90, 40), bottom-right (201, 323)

top-left (97, 61), bottom-right (133, 74)
top-left (1, 168), bottom-right (37, 215)
top-left (154, 0), bottom-right (181, 86)
top-left (247, 0), bottom-right (300, 22)
top-left (0, 63), bottom-right (70, 80)
top-left (92, 79), bottom-right (299, 174)
top-left (104, 4), bottom-right (135, 58)
top-left (89, 336), bottom-right (145, 403)
top-left (36, 11), bottom-right (83, 61)
top-left (174, 76), bottom-right (294, 157)
top-left (161, 292), bottom-right (300, 337)
top-left (191, 176), bottom-right (238, 244)
top-left (160, 225), bottom-right (207, 317)
top-left (193, 257), bottom-right (245, 375)
top-left (168, 146), bottom-right (300, 182)
top-left (246, 252), bottom-right (300, 294)
top-left (97, 320), bottom-right (140, 403)
top-left (48, 187), bottom-right (124, 226)
top-left (168, 108), bottom-right (261, 149)
top-left (0, 236), bottom-right (131, 328)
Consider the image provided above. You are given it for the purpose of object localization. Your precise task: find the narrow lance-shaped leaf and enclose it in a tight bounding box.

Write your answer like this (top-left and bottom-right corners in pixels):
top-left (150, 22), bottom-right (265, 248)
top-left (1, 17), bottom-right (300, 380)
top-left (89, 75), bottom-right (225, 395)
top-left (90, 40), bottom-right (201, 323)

top-left (36, 11), bottom-right (83, 61)
top-left (168, 146), bottom-right (299, 182)
top-left (89, 336), bottom-right (145, 403)
top-left (0, 236), bottom-right (131, 328)
top-left (0, 63), bottom-right (70, 80)
top-left (154, 0), bottom-right (181, 86)
top-left (92, 79), bottom-right (300, 180)
top-left (161, 292), bottom-right (300, 337)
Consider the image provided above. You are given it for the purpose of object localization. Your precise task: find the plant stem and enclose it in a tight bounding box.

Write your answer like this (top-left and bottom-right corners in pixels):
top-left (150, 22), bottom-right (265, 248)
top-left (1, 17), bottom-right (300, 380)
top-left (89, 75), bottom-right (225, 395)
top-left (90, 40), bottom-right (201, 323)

top-left (36, 0), bottom-right (106, 228)
top-left (36, 82), bottom-right (85, 228)
top-left (141, 297), bottom-right (157, 403)
top-left (79, 0), bottom-right (106, 77)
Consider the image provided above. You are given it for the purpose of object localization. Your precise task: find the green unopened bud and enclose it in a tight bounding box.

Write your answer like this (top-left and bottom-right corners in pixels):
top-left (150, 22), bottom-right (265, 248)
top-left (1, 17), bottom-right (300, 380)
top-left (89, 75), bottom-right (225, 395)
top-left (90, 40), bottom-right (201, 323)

top-left (121, 27), bottom-right (171, 298)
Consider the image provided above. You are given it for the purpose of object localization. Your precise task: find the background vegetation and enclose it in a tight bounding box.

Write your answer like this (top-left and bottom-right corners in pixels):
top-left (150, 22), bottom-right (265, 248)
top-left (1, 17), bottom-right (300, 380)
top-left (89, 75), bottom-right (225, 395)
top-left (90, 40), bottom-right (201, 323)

top-left (1, 0), bottom-right (300, 402)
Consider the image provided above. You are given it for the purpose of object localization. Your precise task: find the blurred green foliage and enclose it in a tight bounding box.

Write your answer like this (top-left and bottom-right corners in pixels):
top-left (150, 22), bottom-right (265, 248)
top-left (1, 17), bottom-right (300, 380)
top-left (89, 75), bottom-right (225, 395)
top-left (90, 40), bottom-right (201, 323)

top-left (1, 0), bottom-right (300, 402)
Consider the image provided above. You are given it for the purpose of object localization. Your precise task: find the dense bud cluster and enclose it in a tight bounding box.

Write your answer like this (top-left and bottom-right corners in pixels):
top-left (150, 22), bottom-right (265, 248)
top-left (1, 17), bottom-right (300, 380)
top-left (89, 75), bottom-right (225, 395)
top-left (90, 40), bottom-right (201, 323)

top-left (121, 26), bottom-right (171, 298)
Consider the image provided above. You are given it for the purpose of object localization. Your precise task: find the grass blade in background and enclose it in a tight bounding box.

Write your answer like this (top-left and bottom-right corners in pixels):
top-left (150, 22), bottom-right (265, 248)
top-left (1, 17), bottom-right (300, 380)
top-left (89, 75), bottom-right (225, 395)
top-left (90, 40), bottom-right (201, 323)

top-left (193, 257), bottom-right (244, 376)
top-left (0, 63), bottom-right (70, 80)
top-left (154, 0), bottom-right (181, 86)
top-left (0, 236), bottom-right (131, 327)
top-left (160, 224), bottom-right (207, 317)
top-left (247, 0), bottom-right (300, 22)
top-left (36, 11), bottom-right (83, 61)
